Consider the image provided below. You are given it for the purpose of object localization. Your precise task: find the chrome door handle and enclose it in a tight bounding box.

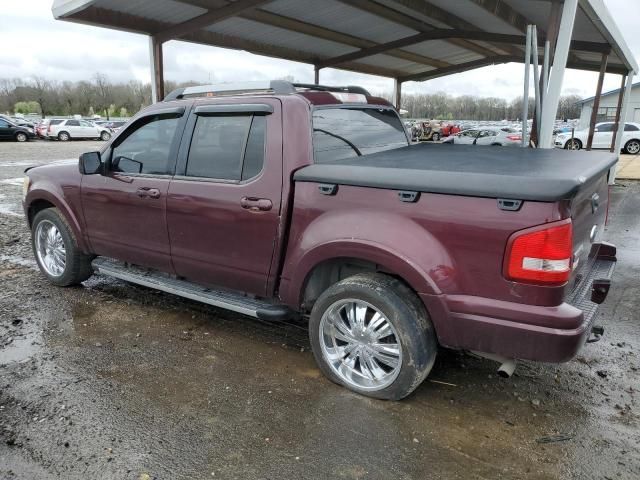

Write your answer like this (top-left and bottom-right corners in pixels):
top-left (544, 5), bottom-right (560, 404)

top-left (136, 187), bottom-right (161, 199)
top-left (240, 197), bottom-right (272, 212)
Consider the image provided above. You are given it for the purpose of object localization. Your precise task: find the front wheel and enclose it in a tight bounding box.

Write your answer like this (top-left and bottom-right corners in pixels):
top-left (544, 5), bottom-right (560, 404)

top-left (100, 131), bottom-right (111, 141)
top-left (32, 208), bottom-right (94, 286)
top-left (564, 138), bottom-right (582, 150)
top-left (309, 273), bottom-right (437, 400)
top-left (624, 139), bottom-right (640, 155)
top-left (15, 132), bottom-right (28, 142)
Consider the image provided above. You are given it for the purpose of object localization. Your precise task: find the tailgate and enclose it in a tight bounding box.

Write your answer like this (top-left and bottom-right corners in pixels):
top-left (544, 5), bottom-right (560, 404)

top-left (568, 172), bottom-right (610, 291)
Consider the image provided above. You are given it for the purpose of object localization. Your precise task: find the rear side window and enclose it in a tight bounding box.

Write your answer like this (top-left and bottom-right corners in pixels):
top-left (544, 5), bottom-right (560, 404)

top-left (185, 114), bottom-right (266, 181)
top-left (111, 114), bottom-right (181, 175)
top-left (66, 120), bottom-right (80, 126)
top-left (50, 120), bottom-right (63, 125)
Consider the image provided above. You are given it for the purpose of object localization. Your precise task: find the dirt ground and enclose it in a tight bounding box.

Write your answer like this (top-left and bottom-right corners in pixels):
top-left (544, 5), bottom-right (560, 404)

top-left (0, 140), bottom-right (639, 480)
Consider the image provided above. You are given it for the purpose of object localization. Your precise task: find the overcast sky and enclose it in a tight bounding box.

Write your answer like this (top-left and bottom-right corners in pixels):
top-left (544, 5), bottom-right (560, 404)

top-left (1, 0), bottom-right (637, 99)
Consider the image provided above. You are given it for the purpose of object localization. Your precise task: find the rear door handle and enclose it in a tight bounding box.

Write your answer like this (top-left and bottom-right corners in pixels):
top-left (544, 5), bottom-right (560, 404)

top-left (136, 187), bottom-right (161, 199)
top-left (240, 196), bottom-right (272, 212)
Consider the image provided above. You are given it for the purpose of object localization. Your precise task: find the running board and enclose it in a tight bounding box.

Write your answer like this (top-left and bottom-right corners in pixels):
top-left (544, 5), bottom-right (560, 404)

top-left (92, 258), bottom-right (293, 320)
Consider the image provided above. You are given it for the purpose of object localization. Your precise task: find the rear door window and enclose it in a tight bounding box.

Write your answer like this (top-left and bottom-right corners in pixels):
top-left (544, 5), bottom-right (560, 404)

top-left (66, 120), bottom-right (80, 127)
top-left (185, 114), bottom-right (266, 181)
top-left (624, 124), bottom-right (639, 131)
top-left (111, 114), bottom-right (181, 175)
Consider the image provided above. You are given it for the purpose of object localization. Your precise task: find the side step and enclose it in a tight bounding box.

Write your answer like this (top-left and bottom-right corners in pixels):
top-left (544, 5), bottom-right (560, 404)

top-left (92, 258), bottom-right (293, 320)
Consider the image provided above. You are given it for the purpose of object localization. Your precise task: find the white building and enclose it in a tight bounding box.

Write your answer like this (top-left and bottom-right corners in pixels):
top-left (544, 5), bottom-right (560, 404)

top-left (577, 82), bottom-right (640, 129)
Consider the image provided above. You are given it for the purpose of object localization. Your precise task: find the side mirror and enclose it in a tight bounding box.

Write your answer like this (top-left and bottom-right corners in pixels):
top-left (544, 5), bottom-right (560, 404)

top-left (594, 128), bottom-right (599, 132)
top-left (79, 151), bottom-right (102, 175)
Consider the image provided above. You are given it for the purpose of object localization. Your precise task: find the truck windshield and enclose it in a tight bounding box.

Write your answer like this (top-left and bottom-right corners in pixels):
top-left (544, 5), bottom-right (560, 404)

top-left (312, 107), bottom-right (408, 163)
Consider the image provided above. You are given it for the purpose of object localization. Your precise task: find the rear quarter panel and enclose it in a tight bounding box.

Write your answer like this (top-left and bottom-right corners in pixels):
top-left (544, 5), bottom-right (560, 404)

top-left (281, 182), bottom-right (566, 308)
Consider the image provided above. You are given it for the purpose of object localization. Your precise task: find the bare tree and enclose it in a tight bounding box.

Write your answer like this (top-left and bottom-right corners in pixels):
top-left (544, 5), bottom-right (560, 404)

top-left (93, 73), bottom-right (114, 119)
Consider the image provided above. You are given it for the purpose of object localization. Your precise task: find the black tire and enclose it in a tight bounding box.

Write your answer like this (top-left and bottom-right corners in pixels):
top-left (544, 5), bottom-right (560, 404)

top-left (100, 131), bottom-right (111, 141)
top-left (564, 138), bottom-right (582, 150)
top-left (432, 133), bottom-right (440, 141)
top-left (31, 208), bottom-right (94, 286)
top-left (15, 132), bottom-right (28, 142)
top-left (309, 273), bottom-right (437, 400)
top-left (58, 131), bottom-right (70, 141)
top-left (491, 143), bottom-right (502, 146)
top-left (624, 139), bottom-right (640, 155)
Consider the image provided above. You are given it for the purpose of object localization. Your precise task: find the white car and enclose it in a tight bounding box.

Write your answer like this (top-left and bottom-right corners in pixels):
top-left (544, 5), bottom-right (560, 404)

top-left (443, 128), bottom-right (523, 147)
top-left (47, 119), bottom-right (112, 141)
top-left (554, 121), bottom-right (640, 154)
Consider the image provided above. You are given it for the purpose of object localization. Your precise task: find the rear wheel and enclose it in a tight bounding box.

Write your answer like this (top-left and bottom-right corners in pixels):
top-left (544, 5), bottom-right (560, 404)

top-left (624, 139), bottom-right (640, 155)
top-left (58, 131), bottom-right (70, 142)
top-left (100, 131), bottom-right (111, 141)
top-left (31, 208), bottom-right (93, 286)
top-left (564, 138), bottom-right (582, 150)
top-left (309, 273), bottom-right (437, 400)
top-left (15, 132), bottom-right (28, 142)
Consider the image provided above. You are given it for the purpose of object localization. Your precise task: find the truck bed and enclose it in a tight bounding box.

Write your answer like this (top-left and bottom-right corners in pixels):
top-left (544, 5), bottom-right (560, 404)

top-left (293, 143), bottom-right (618, 201)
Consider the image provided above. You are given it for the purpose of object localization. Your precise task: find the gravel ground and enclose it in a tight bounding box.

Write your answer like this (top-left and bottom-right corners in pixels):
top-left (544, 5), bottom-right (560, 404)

top-left (0, 140), bottom-right (639, 479)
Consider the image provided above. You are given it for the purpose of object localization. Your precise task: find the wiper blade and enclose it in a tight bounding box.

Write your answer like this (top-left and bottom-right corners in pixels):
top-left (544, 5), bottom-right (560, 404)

top-left (313, 128), bottom-right (362, 156)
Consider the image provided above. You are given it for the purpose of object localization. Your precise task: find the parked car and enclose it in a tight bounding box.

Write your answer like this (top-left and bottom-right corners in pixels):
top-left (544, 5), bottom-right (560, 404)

top-left (46, 119), bottom-right (112, 141)
top-left (105, 120), bottom-right (127, 132)
top-left (555, 121), bottom-right (640, 154)
top-left (443, 128), bottom-right (522, 146)
top-left (23, 80), bottom-right (616, 400)
top-left (0, 117), bottom-right (36, 142)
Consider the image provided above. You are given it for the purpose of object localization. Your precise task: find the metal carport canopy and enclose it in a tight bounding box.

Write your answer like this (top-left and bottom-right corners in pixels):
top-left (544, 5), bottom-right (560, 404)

top-left (52, 0), bottom-right (637, 154)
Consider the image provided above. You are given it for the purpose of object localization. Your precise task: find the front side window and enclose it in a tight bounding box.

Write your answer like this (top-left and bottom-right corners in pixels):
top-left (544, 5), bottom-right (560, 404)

top-left (80, 120), bottom-right (92, 127)
top-left (185, 114), bottom-right (266, 181)
top-left (624, 124), bottom-right (639, 131)
top-left (0, 120), bottom-right (9, 128)
top-left (111, 114), bottom-right (180, 175)
top-left (312, 107), bottom-right (407, 163)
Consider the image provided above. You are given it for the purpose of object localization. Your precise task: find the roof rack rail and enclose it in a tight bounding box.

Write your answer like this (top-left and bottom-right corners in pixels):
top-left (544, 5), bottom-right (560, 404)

top-left (291, 84), bottom-right (371, 96)
top-left (163, 80), bottom-right (372, 101)
top-left (164, 80), bottom-right (295, 101)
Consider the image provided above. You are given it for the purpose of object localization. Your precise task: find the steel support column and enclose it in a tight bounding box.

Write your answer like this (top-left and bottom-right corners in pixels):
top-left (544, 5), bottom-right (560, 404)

top-left (394, 78), bottom-right (402, 110)
top-left (539, 0), bottom-right (578, 148)
top-left (610, 73), bottom-right (627, 152)
top-left (149, 36), bottom-right (165, 103)
top-left (314, 66), bottom-right (320, 84)
top-left (610, 73), bottom-right (635, 184)
top-left (522, 25), bottom-right (532, 147)
top-left (586, 52), bottom-right (609, 150)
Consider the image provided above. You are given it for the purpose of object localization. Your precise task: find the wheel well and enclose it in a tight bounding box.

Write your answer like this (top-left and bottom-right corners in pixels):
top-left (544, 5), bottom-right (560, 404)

top-left (27, 199), bottom-right (55, 227)
top-left (301, 257), bottom-right (407, 311)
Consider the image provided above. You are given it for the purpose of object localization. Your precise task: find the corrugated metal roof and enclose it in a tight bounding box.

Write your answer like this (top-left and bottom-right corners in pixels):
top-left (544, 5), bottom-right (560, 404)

top-left (52, 0), bottom-right (639, 82)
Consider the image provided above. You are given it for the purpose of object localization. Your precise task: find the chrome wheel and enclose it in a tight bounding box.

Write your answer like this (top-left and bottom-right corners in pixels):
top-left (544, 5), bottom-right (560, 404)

top-left (565, 139), bottom-right (581, 150)
top-left (16, 132), bottom-right (27, 142)
top-left (625, 140), bottom-right (640, 155)
top-left (319, 299), bottom-right (402, 391)
top-left (35, 220), bottom-right (66, 277)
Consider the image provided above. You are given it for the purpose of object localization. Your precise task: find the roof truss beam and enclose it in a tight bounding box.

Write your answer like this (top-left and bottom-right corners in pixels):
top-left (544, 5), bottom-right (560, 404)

top-left (337, 0), bottom-right (501, 58)
top-left (318, 28), bottom-right (611, 69)
top-left (155, 0), bottom-right (272, 43)
top-left (173, 0), bottom-right (450, 68)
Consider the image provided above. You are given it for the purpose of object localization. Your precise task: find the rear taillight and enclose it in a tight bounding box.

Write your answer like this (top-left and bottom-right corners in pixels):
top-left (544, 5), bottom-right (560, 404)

top-left (507, 135), bottom-right (522, 141)
top-left (505, 220), bottom-right (573, 285)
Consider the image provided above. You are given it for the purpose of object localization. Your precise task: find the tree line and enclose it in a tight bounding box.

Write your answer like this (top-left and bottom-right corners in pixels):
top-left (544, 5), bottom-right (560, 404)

top-left (397, 92), bottom-right (582, 121)
top-left (0, 74), bottom-right (582, 121)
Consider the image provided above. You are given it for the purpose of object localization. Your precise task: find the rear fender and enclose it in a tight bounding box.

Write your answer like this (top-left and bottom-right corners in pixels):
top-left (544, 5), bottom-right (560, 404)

top-left (280, 210), bottom-right (456, 306)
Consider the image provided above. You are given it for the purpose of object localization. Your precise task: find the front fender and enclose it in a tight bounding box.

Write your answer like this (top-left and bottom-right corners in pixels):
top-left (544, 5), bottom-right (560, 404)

top-left (279, 209), bottom-right (457, 307)
top-left (25, 184), bottom-right (89, 253)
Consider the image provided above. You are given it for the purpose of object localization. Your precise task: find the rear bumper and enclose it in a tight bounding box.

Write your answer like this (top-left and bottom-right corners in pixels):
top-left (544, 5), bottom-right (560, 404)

top-left (423, 243), bottom-right (617, 363)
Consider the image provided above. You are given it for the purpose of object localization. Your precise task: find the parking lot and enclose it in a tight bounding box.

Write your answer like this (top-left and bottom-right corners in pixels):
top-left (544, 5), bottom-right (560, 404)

top-left (0, 140), bottom-right (639, 479)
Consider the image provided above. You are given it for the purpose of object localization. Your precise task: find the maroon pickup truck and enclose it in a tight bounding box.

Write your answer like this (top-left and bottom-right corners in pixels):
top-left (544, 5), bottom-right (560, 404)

top-left (23, 81), bottom-right (617, 400)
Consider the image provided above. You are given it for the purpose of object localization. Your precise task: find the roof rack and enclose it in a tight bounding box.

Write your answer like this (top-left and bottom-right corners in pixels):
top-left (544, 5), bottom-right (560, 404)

top-left (163, 80), bottom-right (371, 101)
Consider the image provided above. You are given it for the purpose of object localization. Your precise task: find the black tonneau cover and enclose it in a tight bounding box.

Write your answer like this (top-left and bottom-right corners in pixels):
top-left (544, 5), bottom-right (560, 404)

top-left (293, 143), bottom-right (618, 201)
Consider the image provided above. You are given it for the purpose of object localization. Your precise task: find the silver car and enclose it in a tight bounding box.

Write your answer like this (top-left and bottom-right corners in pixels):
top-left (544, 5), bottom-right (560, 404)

top-left (444, 128), bottom-right (523, 147)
